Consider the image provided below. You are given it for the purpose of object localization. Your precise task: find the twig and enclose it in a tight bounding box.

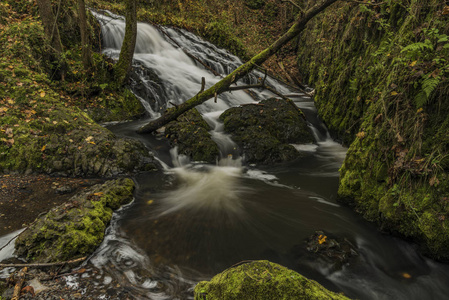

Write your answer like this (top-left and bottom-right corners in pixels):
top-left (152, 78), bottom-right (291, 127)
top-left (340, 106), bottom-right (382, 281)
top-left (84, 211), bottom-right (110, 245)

top-left (169, 101), bottom-right (179, 108)
top-left (280, 0), bottom-right (303, 11)
top-left (11, 267), bottom-right (27, 300)
top-left (277, 61), bottom-right (295, 85)
top-left (0, 232), bottom-right (22, 253)
top-left (0, 257), bottom-right (87, 269)
top-left (344, 0), bottom-right (385, 6)
top-left (50, 0), bottom-right (62, 42)
top-left (200, 77), bottom-right (205, 93)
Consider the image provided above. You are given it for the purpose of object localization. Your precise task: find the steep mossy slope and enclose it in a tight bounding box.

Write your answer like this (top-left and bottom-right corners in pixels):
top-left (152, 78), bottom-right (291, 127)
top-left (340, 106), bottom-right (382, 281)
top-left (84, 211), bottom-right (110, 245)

top-left (298, 1), bottom-right (449, 260)
top-left (0, 0), bottom-right (154, 176)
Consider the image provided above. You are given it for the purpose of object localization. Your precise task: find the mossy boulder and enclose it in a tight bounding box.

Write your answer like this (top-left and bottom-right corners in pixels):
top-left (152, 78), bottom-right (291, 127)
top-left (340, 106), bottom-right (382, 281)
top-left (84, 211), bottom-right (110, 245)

top-left (15, 178), bottom-right (135, 262)
top-left (165, 108), bottom-right (219, 163)
top-left (219, 98), bottom-right (314, 164)
top-left (194, 260), bottom-right (350, 300)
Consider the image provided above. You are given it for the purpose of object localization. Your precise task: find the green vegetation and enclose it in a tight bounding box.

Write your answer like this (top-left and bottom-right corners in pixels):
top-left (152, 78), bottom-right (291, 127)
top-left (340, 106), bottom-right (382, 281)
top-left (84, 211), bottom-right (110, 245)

top-left (15, 178), bottom-right (135, 262)
top-left (298, 1), bottom-right (449, 260)
top-left (194, 260), bottom-right (350, 300)
top-left (0, 0), bottom-right (153, 176)
top-left (165, 109), bottom-right (220, 163)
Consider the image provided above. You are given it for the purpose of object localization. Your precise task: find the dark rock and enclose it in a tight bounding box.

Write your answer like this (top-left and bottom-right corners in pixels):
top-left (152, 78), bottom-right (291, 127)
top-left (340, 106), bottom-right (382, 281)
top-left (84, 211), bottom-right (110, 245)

top-left (165, 108), bottom-right (219, 163)
top-left (55, 185), bottom-right (73, 195)
top-left (220, 98), bottom-right (314, 164)
top-left (304, 230), bottom-right (358, 270)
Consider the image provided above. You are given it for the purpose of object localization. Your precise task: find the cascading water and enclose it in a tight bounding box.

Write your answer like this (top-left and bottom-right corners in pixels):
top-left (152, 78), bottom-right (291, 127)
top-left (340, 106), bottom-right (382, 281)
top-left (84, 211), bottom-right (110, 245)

top-left (1, 10), bottom-right (448, 300)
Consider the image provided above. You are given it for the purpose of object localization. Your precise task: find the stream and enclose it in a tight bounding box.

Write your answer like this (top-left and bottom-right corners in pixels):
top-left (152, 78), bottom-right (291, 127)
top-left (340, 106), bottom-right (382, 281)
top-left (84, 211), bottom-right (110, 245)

top-left (2, 11), bottom-right (449, 300)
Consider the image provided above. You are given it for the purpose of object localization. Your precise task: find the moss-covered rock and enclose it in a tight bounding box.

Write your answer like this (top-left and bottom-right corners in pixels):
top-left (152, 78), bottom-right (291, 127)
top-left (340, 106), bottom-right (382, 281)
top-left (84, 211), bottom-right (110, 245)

top-left (165, 108), bottom-right (219, 163)
top-left (15, 178), bottom-right (135, 262)
top-left (219, 98), bottom-right (314, 164)
top-left (194, 260), bottom-right (350, 300)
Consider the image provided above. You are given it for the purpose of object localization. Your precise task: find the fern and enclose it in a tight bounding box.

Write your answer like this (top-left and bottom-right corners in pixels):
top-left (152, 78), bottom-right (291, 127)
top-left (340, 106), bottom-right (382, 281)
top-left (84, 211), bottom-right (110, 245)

top-left (401, 39), bottom-right (434, 59)
top-left (402, 43), bottom-right (432, 53)
top-left (422, 77), bottom-right (440, 98)
top-left (414, 76), bottom-right (440, 108)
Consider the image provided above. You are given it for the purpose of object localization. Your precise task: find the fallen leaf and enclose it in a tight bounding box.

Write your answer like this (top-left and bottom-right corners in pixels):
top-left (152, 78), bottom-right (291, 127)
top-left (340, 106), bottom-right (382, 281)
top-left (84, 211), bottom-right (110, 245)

top-left (40, 91), bottom-right (46, 98)
top-left (85, 136), bottom-right (93, 142)
top-left (5, 128), bottom-right (13, 137)
top-left (147, 200), bottom-right (154, 205)
top-left (356, 131), bottom-right (366, 139)
top-left (41, 145), bottom-right (46, 152)
top-left (429, 176), bottom-right (440, 187)
top-left (391, 91), bottom-right (398, 96)
top-left (401, 272), bottom-right (412, 279)
top-left (409, 61), bottom-right (417, 67)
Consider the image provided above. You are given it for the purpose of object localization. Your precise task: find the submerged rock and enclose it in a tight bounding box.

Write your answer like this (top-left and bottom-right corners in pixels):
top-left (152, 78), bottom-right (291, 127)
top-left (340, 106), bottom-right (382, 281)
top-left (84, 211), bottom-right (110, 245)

top-left (165, 108), bottom-right (219, 163)
top-left (304, 231), bottom-right (358, 271)
top-left (15, 178), bottom-right (135, 263)
top-left (194, 260), bottom-right (350, 300)
top-left (219, 98), bottom-right (314, 164)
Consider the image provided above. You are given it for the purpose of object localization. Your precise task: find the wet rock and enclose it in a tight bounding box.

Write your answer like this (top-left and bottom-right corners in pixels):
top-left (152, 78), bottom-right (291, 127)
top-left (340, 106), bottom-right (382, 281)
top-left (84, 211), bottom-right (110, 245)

top-left (194, 260), bottom-right (350, 300)
top-left (15, 178), bottom-right (135, 263)
top-left (165, 108), bottom-right (219, 163)
top-left (55, 185), bottom-right (73, 195)
top-left (305, 231), bottom-right (358, 270)
top-left (220, 98), bottom-right (314, 164)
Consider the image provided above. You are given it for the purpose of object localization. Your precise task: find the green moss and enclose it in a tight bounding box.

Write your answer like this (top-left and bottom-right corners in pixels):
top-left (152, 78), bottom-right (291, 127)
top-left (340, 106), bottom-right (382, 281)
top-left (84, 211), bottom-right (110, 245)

top-left (194, 260), bottom-right (350, 300)
top-left (15, 178), bottom-right (135, 262)
top-left (165, 108), bottom-right (220, 163)
top-left (203, 21), bottom-right (247, 59)
top-left (299, 0), bottom-right (449, 260)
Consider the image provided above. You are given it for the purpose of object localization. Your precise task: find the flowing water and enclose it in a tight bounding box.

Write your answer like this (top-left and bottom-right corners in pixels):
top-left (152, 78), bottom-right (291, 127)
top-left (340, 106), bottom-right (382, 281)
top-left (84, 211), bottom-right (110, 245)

top-left (2, 11), bottom-right (449, 300)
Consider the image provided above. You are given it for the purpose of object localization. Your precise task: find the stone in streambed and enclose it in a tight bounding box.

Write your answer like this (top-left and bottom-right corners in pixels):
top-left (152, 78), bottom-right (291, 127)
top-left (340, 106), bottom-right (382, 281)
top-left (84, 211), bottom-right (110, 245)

top-left (219, 98), bottom-right (314, 164)
top-left (165, 108), bottom-right (219, 163)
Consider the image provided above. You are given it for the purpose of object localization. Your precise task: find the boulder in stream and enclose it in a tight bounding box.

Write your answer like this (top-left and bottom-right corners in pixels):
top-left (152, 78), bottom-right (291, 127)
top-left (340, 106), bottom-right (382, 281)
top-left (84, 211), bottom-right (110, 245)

top-left (219, 98), bottom-right (315, 164)
top-left (165, 108), bottom-right (219, 163)
top-left (194, 260), bottom-right (350, 300)
top-left (15, 178), bottom-right (135, 263)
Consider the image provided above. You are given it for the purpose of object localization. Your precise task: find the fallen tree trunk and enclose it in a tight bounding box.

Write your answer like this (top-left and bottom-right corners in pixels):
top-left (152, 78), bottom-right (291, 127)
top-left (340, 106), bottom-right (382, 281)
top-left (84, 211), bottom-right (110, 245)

top-left (137, 0), bottom-right (338, 134)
